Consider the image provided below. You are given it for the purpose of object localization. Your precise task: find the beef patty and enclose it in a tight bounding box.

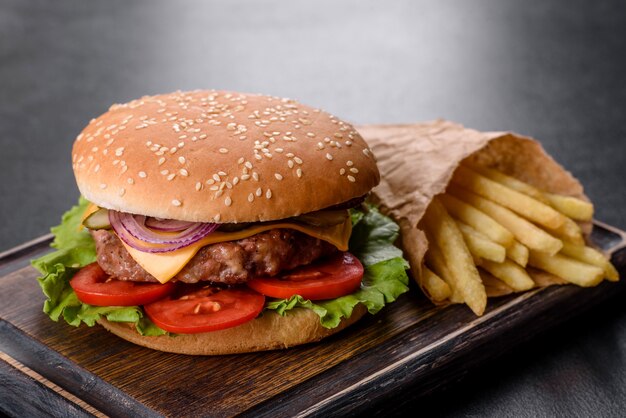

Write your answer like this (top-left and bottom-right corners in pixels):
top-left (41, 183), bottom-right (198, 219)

top-left (91, 229), bottom-right (338, 284)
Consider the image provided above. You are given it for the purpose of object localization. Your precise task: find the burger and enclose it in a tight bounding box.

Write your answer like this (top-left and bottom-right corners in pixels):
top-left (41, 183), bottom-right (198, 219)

top-left (33, 90), bottom-right (409, 355)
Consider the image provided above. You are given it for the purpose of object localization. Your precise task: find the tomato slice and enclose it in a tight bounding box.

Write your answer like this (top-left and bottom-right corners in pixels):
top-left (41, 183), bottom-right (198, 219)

top-left (144, 285), bottom-right (265, 334)
top-left (70, 262), bottom-right (175, 306)
top-left (247, 252), bottom-right (364, 300)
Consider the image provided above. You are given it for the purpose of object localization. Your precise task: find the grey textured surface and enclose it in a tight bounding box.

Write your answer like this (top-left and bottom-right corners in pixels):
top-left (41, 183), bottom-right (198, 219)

top-left (1, 0), bottom-right (625, 416)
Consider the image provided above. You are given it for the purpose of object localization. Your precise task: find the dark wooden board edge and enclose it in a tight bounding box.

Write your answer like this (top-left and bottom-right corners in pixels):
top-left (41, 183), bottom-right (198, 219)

top-left (0, 234), bottom-right (53, 278)
top-left (0, 320), bottom-right (160, 418)
top-left (0, 222), bottom-right (624, 417)
top-left (0, 356), bottom-right (93, 418)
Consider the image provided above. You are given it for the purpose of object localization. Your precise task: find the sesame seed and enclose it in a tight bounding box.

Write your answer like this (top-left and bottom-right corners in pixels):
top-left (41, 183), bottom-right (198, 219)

top-left (294, 157), bottom-right (303, 164)
top-left (296, 168), bottom-right (302, 178)
top-left (233, 177), bottom-right (239, 185)
top-left (195, 182), bottom-right (202, 191)
top-left (178, 156), bottom-right (186, 164)
top-left (266, 189), bottom-right (272, 199)
top-left (245, 161), bottom-right (253, 169)
top-left (209, 185), bottom-right (219, 191)
top-left (347, 175), bottom-right (356, 182)
top-left (237, 157), bottom-right (245, 164)
top-left (94, 164), bottom-right (100, 173)
top-left (255, 187), bottom-right (262, 197)
top-left (363, 148), bottom-right (371, 157)
top-left (326, 153), bottom-right (333, 161)
top-left (206, 178), bottom-right (215, 185)
top-left (199, 134), bottom-right (207, 139)
top-left (167, 173), bottom-right (176, 181)
top-left (218, 171), bottom-right (227, 176)
top-left (170, 147), bottom-right (178, 154)
top-left (274, 173), bottom-right (283, 180)
top-left (180, 169), bottom-right (189, 176)
top-left (241, 174), bottom-right (250, 181)
top-left (121, 166), bottom-right (128, 174)
top-left (317, 142), bottom-right (324, 150)
top-left (350, 168), bottom-right (359, 173)
top-left (219, 148), bottom-right (229, 154)
top-left (340, 168), bottom-right (345, 175)
top-left (161, 169), bottom-right (169, 175)
top-left (252, 172), bottom-right (259, 181)
top-left (172, 199), bottom-right (182, 207)
top-left (275, 148), bottom-right (284, 153)
top-left (127, 177), bottom-right (134, 184)
top-left (115, 147), bottom-right (124, 156)
top-left (286, 152), bottom-right (294, 158)
top-left (225, 196), bottom-right (232, 206)
top-left (254, 154), bottom-right (262, 161)
top-left (118, 188), bottom-right (125, 196)
top-left (158, 157), bottom-right (165, 165)
top-left (248, 193), bottom-right (254, 203)
top-left (346, 160), bottom-right (354, 166)
top-left (216, 190), bottom-right (224, 198)
top-left (306, 132), bottom-right (315, 138)
top-left (213, 174), bottom-right (221, 182)
top-left (138, 171), bottom-right (147, 178)
top-left (214, 214), bottom-right (221, 222)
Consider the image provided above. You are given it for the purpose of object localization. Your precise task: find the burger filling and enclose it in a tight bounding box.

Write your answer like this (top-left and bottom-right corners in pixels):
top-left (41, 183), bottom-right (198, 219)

top-left (91, 228), bottom-right (337, 285)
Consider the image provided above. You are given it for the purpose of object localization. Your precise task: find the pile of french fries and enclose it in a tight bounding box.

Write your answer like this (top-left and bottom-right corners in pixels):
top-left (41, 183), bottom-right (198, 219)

top-left (419, 162), bottom-right (619, 316)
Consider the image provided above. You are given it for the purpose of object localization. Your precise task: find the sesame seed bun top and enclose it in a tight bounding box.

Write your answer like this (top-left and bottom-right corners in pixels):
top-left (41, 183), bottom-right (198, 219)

top-left (72, 90), bottom-right (380, 223)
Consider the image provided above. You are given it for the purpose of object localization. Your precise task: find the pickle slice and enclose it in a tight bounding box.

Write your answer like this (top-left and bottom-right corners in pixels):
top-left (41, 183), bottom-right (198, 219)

top-left (83, 208), bottom-right (111, 230)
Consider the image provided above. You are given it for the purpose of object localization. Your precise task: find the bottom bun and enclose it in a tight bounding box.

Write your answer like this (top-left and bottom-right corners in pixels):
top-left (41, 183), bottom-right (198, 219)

top-left (97, 304), bottom-right (367, 355)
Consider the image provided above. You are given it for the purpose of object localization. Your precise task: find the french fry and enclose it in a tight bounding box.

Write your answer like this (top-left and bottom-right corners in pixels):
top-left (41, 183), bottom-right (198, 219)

top-left (452, 165), bottom-right (566, 229)
top-left (545, 216), bottom-right (585, 245)
top-left (448, 185), bottom-right (563, 255)
top-left (456, 221), bottom-right (506, 263)
top-left (423, 239), bottom-right (463, 304)
top-left (422, 198), bottom-right (487, 315)
top-left (560, 241), bottom-right (619, 282)
top-left (528, 251), bottom-right (604, 287)
top-left (439, 193), bottom-right (514, 247)
top-left (464, 161), bottom-right (594, 221)
top-left (544, 193), bottom-right (594, 222)
top-left (526, 267), bottom-right (568, 287)
top-left (480, 259), bottom-right (535, 291)
top-left (478, 269), bottom-right (514, 297)
top-left (421, 265), bottom-right (452, 302)
top-left (506, 240), bottom-right (529, 267)
top-left (463, 162), bottom-right (549, 203)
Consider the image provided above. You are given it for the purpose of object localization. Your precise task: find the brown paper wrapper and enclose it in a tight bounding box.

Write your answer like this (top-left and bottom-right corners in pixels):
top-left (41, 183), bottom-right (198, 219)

top-left (357, 120), bottom-right (587, 303)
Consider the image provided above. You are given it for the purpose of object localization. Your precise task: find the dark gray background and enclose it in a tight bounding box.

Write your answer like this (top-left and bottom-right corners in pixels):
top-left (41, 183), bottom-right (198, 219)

top-left (1, 0), bottom-right (625, 416)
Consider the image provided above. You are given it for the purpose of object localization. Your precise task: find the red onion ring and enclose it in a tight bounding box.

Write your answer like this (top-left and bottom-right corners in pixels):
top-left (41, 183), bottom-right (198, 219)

top-left (145, 218), bottom-right (196, 231)
top-left (109, 211), bottom-right (219, 253)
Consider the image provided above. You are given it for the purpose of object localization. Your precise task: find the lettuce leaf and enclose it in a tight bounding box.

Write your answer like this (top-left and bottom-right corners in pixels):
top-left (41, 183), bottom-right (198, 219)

top-left (266, 206), bottom-right (410, 328)
top-left (32, 197), bottom-right (167, 336)
top-left (33, 199), bottom-right (409, 333)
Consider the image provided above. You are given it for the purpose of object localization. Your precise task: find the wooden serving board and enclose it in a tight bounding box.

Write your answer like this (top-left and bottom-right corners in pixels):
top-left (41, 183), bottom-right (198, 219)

top-left (1, 222), bottom-right (625, 417)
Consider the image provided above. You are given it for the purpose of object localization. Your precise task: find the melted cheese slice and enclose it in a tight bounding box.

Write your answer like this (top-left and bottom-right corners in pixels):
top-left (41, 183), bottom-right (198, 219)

top-left (119, 219), bottom-right (352, 284)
